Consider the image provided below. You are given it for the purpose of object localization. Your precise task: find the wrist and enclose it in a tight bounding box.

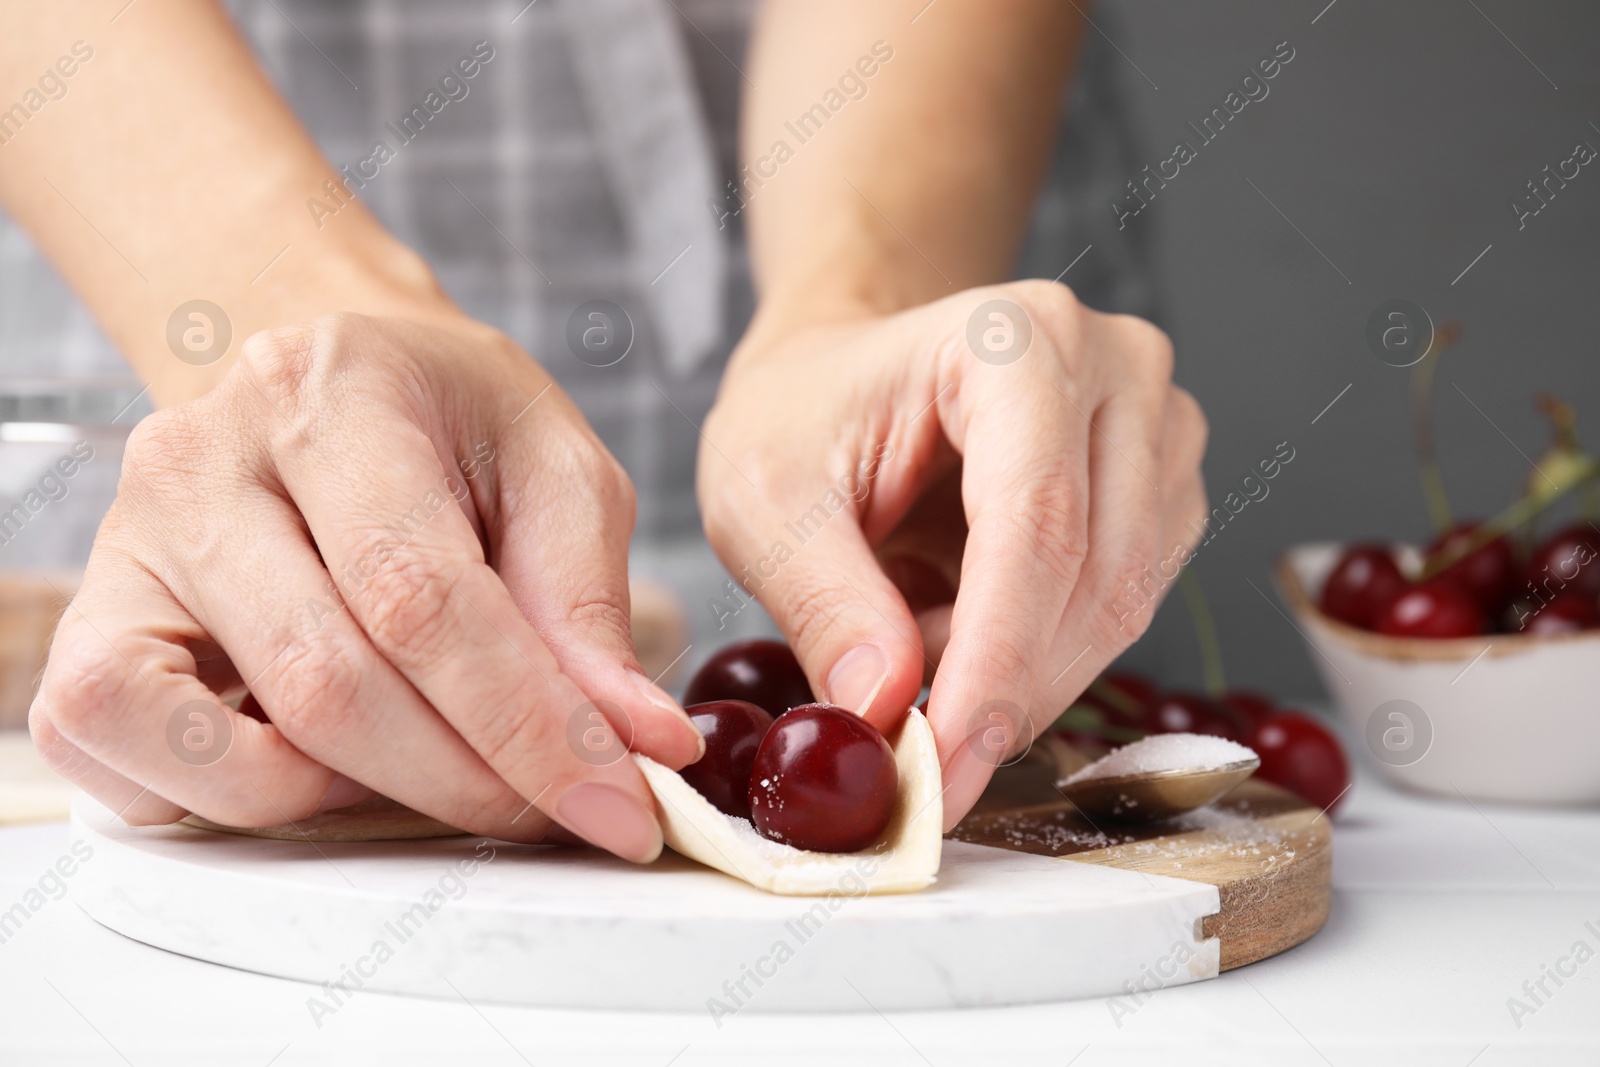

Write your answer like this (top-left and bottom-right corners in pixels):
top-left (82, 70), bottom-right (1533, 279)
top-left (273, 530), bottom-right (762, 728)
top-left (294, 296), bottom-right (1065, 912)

top-left (145, 226), bottom-right (459, 406)
top-left (739, 205), bottom-right (957, 367)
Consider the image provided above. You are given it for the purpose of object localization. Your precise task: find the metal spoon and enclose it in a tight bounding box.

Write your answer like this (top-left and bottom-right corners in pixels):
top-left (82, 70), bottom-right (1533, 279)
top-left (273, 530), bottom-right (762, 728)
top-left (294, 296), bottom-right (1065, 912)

top-left (1056, 759), bottom-right (1260, 823)
top-left (1039, 735), bottom-right (1260, 823)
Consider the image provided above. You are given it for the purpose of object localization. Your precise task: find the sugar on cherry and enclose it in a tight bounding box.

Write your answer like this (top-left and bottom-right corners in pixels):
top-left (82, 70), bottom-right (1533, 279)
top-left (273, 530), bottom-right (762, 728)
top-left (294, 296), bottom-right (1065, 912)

top-left (1376, 578), bottom-right (1487, 638)
top-left (683, 639), bottom-right (814, 717)
top-left (1320, 544), bottom-right (1407, 630)
top-left (747, 703), bottom-right (897, 853)
top-left (1249, 711), bottom-right (1350, 814)
top-left (678, 700), bottom-right (774, 820)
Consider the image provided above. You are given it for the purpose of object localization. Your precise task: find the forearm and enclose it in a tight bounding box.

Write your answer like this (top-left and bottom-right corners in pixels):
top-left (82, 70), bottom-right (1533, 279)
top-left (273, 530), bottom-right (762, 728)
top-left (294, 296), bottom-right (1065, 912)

top-left (739, 0), bottom-right (1083, 349)
top-left (0, 0), bottom-right (455, 405)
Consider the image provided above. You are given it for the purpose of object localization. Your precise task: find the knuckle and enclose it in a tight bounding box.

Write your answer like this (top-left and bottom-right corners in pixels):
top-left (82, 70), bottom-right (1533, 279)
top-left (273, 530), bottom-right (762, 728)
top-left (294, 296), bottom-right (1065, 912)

top-left (121, 409), bottom-right (208, 487)
top-left (563, 587), bottom-right (635, 655)
top-left (239, 313), bottom-right (378, 406)
top-left (238, 322), bottom-right (322, 398)
top-left (38, 638), bottom-right (137, 743)
top-left (264, 638), bottom-right (366, 744)
top-left (779, 576), bottom-right (856, 661)
top-left (997, 483), bottom-right (1087, 589)
top-left (1123, 316), bottom-right (1175, 381)
top-left (358, 553), bottom-right (463, 664)
top-left (972, 628), bottom-right (1038, 694)
top-left (1170, 385), bottom-right (1210, 455)
top-left (1008, 280), bottom-right (1085, 348)
top-left (475, 698), bottom-right (560, 769)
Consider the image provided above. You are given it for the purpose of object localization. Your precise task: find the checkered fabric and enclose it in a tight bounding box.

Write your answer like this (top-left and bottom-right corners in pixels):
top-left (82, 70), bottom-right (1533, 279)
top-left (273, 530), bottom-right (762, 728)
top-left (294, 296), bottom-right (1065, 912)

top-left (0, 0), bottom-right (1155, 546)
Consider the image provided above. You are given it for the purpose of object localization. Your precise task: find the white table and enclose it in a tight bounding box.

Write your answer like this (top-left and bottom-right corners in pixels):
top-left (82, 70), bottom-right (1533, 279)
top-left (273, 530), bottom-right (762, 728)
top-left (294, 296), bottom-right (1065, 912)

top-left (2, 763), bottom-right (1598, 1066)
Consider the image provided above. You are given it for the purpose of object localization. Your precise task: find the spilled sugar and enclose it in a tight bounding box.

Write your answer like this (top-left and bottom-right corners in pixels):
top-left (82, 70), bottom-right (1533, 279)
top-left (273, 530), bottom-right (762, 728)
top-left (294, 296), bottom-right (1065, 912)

top-left (962, 804), bottom-right (1298, 870)
top-left (1062, 732), bottom-right (1257, 786)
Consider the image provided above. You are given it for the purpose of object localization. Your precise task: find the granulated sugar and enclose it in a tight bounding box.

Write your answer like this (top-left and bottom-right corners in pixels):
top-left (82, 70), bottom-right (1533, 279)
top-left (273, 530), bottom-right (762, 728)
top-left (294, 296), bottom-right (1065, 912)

top-left (1063, 733), bottom-right (1257, 785)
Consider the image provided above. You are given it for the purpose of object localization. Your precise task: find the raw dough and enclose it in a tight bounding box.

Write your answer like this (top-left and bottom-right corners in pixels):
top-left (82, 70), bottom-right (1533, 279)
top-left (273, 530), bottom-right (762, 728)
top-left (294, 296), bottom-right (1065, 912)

top-left (636, 708), bottom-right (943, 895)
top-left (182, 795), bottom-right (463, 843)
top-left (184, 709), bottom-right (944, 896)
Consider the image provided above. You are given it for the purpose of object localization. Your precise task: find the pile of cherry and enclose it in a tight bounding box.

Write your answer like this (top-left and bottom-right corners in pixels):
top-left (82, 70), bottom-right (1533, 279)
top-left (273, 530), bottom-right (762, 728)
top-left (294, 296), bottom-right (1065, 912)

top-left (676, 640), bottom-right (897, 854)
top-left (1056, 674), bottom-right (1351, 814)
top-left (1321, 521), bottom-right (1600, 637)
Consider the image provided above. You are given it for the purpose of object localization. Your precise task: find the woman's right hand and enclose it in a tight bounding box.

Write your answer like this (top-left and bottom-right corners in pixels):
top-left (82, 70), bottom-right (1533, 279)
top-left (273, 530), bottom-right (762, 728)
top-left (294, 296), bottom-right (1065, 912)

top-left (29, 312), bottom-right (700, 862)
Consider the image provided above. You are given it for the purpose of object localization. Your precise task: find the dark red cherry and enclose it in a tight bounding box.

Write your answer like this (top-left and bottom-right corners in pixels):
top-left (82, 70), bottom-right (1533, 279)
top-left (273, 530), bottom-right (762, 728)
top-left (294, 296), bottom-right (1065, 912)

top-left (684, 639), bottom-right (814, 717)
top-left (1425, 522), bottom-right (1516, 614)
top-left (1142, 692), bottom-right (1242, 741)
top-left (1320, 545), bottom-right (1407, 630)
top-left (1376, 579), bottom-right (1487, 637)
top-left (1249, 711), bottom-right (1350, 813)
top-left (678, 700), bottom-right (774, 820)
top-left (1086, 671), bottom-right (1158, 721)
top-left (1218, 690), bottom-right (1277, 727)
top-left (747, 703), bottom-right (897, 853)
top-left (1523, 522), bottom-right (1600, 601)
top-left (1519, 591), bottom-right (1600, 636)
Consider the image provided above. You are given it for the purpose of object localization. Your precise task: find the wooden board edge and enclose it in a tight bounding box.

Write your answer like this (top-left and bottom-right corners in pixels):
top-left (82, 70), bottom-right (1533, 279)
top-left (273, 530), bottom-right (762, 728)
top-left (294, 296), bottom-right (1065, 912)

top-left (1064, 804), bottom-right (1333, 970)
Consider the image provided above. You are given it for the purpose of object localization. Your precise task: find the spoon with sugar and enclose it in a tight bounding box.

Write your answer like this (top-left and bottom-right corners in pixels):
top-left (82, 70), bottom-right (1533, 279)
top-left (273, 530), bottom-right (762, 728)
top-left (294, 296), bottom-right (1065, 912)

top-left (1053, 733), bottom-right (1260, 823)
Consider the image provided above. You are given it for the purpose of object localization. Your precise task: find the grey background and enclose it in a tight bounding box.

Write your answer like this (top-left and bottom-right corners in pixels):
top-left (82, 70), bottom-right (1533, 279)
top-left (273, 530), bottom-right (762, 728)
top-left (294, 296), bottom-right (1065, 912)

top-left (1098, 0), bottom-right (1600, 699)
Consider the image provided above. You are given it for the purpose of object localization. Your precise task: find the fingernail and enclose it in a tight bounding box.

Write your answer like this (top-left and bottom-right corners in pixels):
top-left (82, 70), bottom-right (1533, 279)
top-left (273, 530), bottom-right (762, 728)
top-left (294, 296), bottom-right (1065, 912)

top-left (940, 735), bottom-right (997, 833)
top-left (556, 782), bottom-right (663, 864)
top-left (827, 644), bottom-right (890, 717)
top-left (314, 773), bottom-right (374, 814)
top-left (628, 669), bottom-right (704, 760)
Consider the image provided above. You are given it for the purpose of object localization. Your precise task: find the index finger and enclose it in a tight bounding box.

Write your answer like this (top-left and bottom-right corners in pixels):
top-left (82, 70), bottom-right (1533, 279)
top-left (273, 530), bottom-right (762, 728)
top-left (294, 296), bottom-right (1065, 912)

top-left (926, 284), bottom-right (1095, 829)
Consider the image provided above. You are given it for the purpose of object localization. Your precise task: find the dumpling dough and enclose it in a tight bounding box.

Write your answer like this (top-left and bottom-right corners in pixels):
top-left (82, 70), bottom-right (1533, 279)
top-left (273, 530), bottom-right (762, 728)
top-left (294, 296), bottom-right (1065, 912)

top-left (635, 708), bottom-right (942, 895)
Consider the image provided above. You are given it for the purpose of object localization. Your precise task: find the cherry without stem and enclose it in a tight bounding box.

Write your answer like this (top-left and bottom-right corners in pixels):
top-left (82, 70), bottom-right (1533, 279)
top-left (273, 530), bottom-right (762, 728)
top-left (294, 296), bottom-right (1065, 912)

top-left (1519, 591), bottom-right (1600, 636)
top-left (1218, 691), bottom-right (1277, 728)
top-left (1524, 522), bottom-right (1600, 601)
top-left (1425, 522), bottom-right (1516, 614)
top-left (1141, 692), bottom-right (1243, 741)
top-left (1249, 712), bottom-right (1350, 814)
top-left (1320, 545), bottom-right (1407, 630)
top-left (683, 639), bottom-right (814, 717)
top-left (747, 703), bottom-right (897, 853)
top-left (679, 700), bottom-right (774, 820)
top-left (1376, 578), bottom-right (1487, 638)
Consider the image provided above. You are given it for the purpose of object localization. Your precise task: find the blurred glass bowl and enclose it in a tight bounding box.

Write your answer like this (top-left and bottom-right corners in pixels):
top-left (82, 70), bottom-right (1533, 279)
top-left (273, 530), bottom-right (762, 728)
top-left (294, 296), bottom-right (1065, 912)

top-left (0, 377), bottom-right (145, 729)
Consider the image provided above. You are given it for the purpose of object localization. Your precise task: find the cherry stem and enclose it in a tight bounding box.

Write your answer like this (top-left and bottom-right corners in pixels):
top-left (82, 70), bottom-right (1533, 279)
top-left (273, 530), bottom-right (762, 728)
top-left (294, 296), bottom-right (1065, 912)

top-left (1419, 456), bottom-right (1600, 579)
top-left (1539, 393), bottom-right (1600, 521)
top-left (1409, 322), bottom-right (1462, 535)
top-left (1179, 569), bottom-right (1226, 697)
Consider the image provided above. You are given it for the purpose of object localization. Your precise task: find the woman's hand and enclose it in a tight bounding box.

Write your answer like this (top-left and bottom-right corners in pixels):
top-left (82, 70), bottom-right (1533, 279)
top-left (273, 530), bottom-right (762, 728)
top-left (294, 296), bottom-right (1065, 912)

top-left (30, 313), bottom-right (701, 862)
top-left (700, 281), bottom-right (1208, 829)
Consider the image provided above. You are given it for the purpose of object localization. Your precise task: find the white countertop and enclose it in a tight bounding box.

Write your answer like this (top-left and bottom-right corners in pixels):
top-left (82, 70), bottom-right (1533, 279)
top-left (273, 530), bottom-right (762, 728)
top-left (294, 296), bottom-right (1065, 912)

top-left (2, 764), bottom-right (1598, 1066)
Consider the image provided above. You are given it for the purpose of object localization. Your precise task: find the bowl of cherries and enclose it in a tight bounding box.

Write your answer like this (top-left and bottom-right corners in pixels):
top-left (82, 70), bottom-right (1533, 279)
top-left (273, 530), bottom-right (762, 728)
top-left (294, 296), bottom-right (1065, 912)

top-left (1276, 391), bottom-right (1600, 805)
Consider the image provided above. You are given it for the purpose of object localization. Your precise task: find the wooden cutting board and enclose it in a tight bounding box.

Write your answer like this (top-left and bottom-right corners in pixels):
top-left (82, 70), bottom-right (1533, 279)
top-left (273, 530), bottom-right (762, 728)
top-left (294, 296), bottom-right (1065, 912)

top-left (954, 750), bottom-right (1332, 971)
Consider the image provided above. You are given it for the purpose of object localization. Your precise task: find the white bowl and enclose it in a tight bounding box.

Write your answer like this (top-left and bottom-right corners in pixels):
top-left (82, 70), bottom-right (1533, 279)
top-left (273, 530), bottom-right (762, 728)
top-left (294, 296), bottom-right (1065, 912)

top-left (1276, 542), bottom-right (1600, 806)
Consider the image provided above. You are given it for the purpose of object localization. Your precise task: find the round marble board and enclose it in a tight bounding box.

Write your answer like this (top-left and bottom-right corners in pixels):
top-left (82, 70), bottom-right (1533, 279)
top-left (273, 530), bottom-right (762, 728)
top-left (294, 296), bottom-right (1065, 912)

top-left (68, 765), bottom-right (1329, 1013)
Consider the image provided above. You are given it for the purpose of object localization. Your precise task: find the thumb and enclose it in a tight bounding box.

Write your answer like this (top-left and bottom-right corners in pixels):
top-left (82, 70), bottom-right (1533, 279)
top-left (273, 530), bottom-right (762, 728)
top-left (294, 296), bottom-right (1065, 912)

top-left (736, 506), bottom-right (926, 733)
